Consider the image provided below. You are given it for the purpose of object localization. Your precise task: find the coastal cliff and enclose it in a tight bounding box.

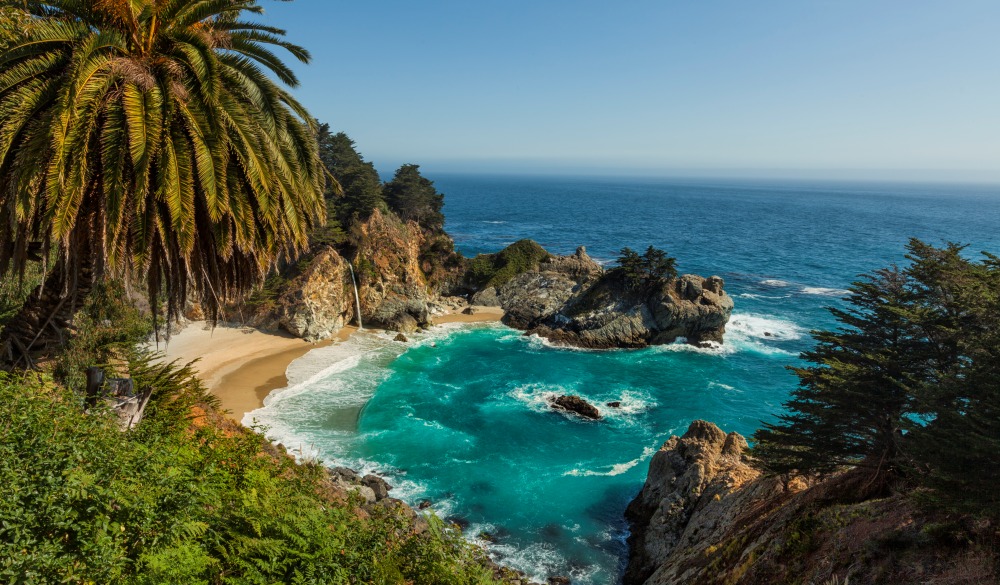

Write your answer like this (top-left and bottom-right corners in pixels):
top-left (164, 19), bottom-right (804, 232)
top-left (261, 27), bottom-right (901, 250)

top-left (624, 421), bottom-right (997, 585)
top-left (476, 245), bottom-right (734, 348)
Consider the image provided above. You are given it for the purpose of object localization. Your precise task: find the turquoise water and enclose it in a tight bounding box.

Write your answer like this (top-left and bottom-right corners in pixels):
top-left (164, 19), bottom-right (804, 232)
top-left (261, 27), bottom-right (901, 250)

top-left (246, 176), bottom-right (1000, 583)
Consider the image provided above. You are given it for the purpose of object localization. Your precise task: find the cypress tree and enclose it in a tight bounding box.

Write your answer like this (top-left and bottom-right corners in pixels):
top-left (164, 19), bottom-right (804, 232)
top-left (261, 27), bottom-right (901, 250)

top-left (753, 266), bottom-right (933, 487)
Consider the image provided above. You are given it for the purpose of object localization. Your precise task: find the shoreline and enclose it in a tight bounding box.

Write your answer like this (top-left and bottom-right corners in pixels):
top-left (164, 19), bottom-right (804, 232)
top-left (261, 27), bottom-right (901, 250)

top-left (159, 307), bottom-right (504, 421)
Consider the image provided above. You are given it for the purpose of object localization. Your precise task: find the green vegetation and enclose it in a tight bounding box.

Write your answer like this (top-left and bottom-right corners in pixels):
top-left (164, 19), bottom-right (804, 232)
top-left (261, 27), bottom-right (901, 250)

top-left (0, 0), bottom-right (326, 365)
top-left (754, 239), bottom-right (1000, 518)
top-left (466, 240), bottom-right (551, 290)
top-left (615, 246), bottom-right (678, 289)
top-left (317, 126), bottom-right (386, 229)
top-left (0, 370), bottom-right (504, 584)
top-left (384, 164), bottom-right (446, 232)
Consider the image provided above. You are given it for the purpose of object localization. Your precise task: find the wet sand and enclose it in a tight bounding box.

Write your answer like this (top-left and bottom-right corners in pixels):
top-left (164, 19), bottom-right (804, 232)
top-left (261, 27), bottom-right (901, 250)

top-left (159, 306), bottom-right (503, 421)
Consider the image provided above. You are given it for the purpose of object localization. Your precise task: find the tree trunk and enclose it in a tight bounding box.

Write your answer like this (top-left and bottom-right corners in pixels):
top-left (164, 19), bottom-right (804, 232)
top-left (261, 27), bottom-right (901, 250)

top-left (0, 257), bottom-right (95, 369)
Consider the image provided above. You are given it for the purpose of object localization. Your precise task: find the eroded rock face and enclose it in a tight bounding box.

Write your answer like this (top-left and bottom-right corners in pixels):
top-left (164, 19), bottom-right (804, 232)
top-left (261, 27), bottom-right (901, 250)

top-left (623, 421), bottom-right (766, 585)
top-left (275, 247), bottom-right (354, 341)
top-left (494, 247), bottom-right (733, 348)
top-left (352, 208), bottom-right (433, 332)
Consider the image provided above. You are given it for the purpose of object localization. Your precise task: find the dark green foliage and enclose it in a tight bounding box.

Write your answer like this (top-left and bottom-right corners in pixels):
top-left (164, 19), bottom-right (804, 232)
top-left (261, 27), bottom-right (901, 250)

top-left (466, 240), bottom-right (550, 290)
top-left (0, 370), bottom-right (503, 584)
top-left (384, 164), bottom-right (446, 232)
top-left (615, 246), bottom-right (678, 289)
top-left (52, 281), bottom-right (153, 391)
top-left (316, 126), bottom-right (385, 227)
top-left (0, 262), bottom-right (44, 330)
top-left (754, 240), bottom-right (1000, 518)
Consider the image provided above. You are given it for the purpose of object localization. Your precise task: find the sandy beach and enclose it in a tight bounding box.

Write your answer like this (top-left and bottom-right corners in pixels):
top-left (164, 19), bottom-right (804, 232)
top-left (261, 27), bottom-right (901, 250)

top-left (158, 306), bottom-right (503, 421)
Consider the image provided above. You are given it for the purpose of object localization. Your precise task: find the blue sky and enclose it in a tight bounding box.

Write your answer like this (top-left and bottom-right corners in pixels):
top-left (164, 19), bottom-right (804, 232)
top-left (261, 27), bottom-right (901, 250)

top-left (263, 1), bottom-right (1000, 180)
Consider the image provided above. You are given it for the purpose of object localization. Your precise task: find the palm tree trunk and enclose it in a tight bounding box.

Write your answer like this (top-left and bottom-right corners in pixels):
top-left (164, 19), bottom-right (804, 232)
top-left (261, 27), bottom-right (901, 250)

top-left (0, 257), bottom-right (95, 369)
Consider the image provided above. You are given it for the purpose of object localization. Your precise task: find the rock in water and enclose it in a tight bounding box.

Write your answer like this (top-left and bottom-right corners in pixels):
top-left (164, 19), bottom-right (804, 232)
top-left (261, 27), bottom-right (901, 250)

top-left (606, 401), bottom-right (622, 408)
top-left (550, 395), bottom-right (601, 420)
top-left (485, 243), bottom-right (734, 349)
top-left (394, 333), bottom-right (409, 342)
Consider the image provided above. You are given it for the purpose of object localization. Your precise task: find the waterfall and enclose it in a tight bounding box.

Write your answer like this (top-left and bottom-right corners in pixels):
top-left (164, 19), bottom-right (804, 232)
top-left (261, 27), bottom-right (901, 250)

top-left (346, 261), bottom-right (364, 330)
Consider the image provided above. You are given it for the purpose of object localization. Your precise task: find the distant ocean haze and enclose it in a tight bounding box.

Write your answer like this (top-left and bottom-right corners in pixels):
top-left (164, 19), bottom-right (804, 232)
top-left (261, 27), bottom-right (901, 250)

top-left (247, 175), bottom-right (1000, 584)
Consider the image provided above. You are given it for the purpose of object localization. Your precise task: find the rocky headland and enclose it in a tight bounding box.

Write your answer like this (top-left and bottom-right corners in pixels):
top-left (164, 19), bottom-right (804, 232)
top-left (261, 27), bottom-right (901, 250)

top-left (245, 211), bottom-right (735, 351)
top-left (624, 421), bottom-right (996, 585)
top-left (474, 244), bottom-right (734, 349)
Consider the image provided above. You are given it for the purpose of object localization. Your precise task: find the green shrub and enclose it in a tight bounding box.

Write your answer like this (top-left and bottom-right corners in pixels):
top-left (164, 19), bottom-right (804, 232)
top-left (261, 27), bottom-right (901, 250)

top-left (466, 239), bottom-right (550, 290)
top-left (0, 366), bottom-right (503, 584)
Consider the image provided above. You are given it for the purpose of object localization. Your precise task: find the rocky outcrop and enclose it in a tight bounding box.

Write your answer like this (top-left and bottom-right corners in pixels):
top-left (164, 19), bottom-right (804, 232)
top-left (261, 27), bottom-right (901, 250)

top-left (624, 421), bottom-right (768, 585)
top-left (491, 246), bottom-right (733, 348)
top-left (549, 395), bottom-right (602, 420)
top-left (275, 247), bottom-right (355, 341)
top-left (352, 208), bottom-right (433, 333)
top-left (624, 421), bottom-right (998, 585)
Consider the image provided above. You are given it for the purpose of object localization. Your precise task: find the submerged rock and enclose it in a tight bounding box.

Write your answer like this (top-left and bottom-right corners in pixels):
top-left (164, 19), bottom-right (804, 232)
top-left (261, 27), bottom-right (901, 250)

top-left (550, 395), bottom-right (602, 420)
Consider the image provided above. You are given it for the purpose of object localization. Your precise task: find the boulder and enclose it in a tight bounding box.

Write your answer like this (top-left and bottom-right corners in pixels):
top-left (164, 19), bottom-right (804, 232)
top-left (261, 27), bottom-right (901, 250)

top-left (362, 474), bottom-right (392, 501)
top-left (550, 395), bottom-right (602, 420)
top-left (606, 401), bottom-right (622, 408)
top-left (394, 333), bottom-right (409, 342)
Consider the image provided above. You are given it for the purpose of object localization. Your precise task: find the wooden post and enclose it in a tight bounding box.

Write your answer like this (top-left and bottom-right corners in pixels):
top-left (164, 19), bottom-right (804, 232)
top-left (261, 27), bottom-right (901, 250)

top-left (85, 367), bottom-right (104, 409)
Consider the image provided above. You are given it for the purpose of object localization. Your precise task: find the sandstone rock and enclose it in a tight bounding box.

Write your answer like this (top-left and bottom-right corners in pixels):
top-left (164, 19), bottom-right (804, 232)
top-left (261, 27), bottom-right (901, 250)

top-left (550, 395), bottom-right (601, 420)
top-left (623, 421), bottom-right (771, 585)
top-left (352, 209), bottom-right (433, 332)
top-left (276, 247), bottom-right (354, 341)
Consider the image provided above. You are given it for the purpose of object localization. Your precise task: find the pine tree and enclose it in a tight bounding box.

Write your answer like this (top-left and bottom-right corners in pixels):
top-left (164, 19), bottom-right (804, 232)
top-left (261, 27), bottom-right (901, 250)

top-left (753, 266), bottom-right (933, 486)
top-left (383, 164), bottom-right (445, 231)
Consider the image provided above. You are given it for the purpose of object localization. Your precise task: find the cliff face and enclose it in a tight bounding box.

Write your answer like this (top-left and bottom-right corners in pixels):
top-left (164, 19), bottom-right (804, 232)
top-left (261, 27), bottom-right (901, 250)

top-left (275, 247), bottom-right (355, 341)
top-left (488, 247), bottom-right (734, 349)
top-left (625, 421), bottom-right (997, 585)
top-left (351, 208), bottom-right (432, 333)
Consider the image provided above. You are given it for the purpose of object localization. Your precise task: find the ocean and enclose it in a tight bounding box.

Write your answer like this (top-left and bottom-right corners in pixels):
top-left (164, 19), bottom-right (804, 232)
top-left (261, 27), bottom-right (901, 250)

top-left (245, 175), bottom-right (1000, 584)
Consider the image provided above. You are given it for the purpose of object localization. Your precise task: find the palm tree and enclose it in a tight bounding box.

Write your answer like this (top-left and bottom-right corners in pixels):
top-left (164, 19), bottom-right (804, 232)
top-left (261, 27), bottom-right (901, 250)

top-left (0, 0), bottom-right (326, 367)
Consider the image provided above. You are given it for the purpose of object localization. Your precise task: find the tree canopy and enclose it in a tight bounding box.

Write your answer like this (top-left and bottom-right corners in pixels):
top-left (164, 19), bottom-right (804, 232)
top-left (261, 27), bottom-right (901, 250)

top-left (754, 240), bottom-right (1000, 516)
top-left (0, 0), bottom-right (326, 363)
top-left (616, 246), bottom-right (678, 288)
top-left (384, 164), bottom-right (445, 232)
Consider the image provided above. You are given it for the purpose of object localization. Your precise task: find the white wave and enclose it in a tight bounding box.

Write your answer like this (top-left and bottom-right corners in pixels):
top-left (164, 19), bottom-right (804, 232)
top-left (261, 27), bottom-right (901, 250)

top-left (760, 279), bottom-right (791, 287)
top-left (737, 292), bottom-right (792, 300)
top-left (708, 382), bottom-right (740, 393)
top-left (487, 541), bottom-right (568, 584)
top-left (481, 220), bottom-right (507, 224)
top-left (605, 389), bottom-right (655, 416)
top-left (801, 286), bottom-right (850, 297)
top-left (726, 314), bottom-right (805, 342)
top-left (563, 446), bottom-right (656, 477)
top-left (507, 383), bottom-right (567, 414)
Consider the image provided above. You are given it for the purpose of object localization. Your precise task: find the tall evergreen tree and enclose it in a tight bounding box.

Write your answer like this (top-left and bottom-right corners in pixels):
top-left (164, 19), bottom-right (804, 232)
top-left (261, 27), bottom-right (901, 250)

top-left (753, 266), bottom-right (933, 486)
top-left (383, 164), bottom-right (444, 231)
top-left (315, 127), bottom-right (383, 226)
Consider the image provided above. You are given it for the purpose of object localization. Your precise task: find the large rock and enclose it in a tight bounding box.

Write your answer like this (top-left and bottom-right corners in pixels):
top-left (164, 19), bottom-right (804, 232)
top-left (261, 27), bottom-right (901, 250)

top-left (623, 421), bottom-right (762, 585)
top-left (275, 247), bottom-right (355, 341)
top-left (549, 395), bottom-right (602, 420)
top-left (352, 208), bottom-right (433, 332)
top-left (493, 246), bottom-right (733, 348)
